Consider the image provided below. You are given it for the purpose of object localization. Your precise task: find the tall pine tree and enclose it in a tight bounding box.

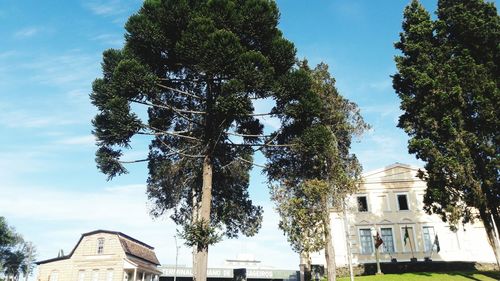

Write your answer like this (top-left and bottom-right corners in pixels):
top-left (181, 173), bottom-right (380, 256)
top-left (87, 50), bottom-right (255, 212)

top-left (394, 0), bottom-right (500, 266)
top-left (266, 62), bottom-right (368, 281)
top-left (90, 1), bottom-right (296, 280)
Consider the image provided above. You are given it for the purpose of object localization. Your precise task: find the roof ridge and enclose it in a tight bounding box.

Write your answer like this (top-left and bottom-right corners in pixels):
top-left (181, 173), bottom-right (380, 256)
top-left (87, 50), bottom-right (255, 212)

top-left (83, 229), bottom-right (155, 249)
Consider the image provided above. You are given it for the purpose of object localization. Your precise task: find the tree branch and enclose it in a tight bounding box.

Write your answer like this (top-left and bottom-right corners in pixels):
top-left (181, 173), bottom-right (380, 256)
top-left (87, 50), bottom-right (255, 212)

top-left (130, 99), bottom-right (206, 115)
top-left (140, 126), bottom-right (202, 142)
top-left (246, 112), bottom-right (274, 117)
top-left (236, 157), bottom-right (266, 168)
top-left (225, 132), bottom-right (272, 138)
top-left (118, 158), bottom-right (149, 164)
top-left (157, 138), bottom-right (205, 158)
top-left (156, 83), bottom-right (203, 100)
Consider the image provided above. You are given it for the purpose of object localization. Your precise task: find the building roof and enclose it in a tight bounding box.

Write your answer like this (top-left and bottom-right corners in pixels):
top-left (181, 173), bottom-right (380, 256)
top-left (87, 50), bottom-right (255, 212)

top-left (36, 230), bottom-right (160, 266)
top-left (361, 162), bottom-right (424, 184)
top-left (119, 234), bottom-right (160, 265)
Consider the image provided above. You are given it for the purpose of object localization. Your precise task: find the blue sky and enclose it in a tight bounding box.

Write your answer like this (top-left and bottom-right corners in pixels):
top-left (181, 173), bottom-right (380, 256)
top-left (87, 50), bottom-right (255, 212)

top-left (1, 0), bottom-right (497, 279)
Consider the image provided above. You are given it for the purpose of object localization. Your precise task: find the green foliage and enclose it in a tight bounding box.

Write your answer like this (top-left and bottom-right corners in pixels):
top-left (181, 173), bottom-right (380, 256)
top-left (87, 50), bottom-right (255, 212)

top-left (0, 217), bottom-right (36, 279)
top-left (0, 217), bottom-right (16, 251)
top-left (266, 62), bottom-right (368, 254)
top-left (91, 0), bottom-right (297, 248)
top-left (393, 0), bottom-right (499, 232)
top-left (178, 219), bottom-right (222, 250)
top-left (270, 180), bottom-right (326, 254)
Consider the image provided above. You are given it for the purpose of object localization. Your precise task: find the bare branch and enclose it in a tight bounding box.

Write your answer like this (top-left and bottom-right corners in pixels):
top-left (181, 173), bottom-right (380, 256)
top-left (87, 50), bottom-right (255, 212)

top-left (225, 132), bottom-right (272, 138)
top-left (255, 129), bottom-right (285, 152)
top-left (156, 83), bottom-right (203, 100)
top-left (236, 157), bottom-right (265, 168)
top-left (223, 142), bottom-right (294, 147)
top-left (118, 158), bottom-right (149, 164)
top-left (130, 99), bottom-right (206, 115)
top-left (246, 112), bottom-right (274, 117)
top-left (157, 138), bottom-right (205, 158)
top-left (139, 126), bottom-right (202, 141)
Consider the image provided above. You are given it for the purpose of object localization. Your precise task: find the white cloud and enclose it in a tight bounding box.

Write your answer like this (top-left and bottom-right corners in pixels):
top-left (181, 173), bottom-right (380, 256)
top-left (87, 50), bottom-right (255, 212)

top-left (0, 50), bottom-right (18, 59)
top-left (0, 109), bottom-right (80, 128)
top-left (367, 79), bottom-right (392, 92)
top-left (85, 0), bottom-right (128, 16)
top-left (91, 33), bottom-right (124, 47)
top-left (83, 0), bottom-right (139, 24)
top-left (361, 102), bottom-right (401, 123)
top-left (329, 1), bottom-right (365, 22)
top-left (0, 183), bottom-right (297, 274)
top-left (0, 151), bottom-right (50, 180)
top-left (14, 27), bottom-right (40, 38)
top-left (56, 135), bottom-right (96, 146)
top-left (20, 51), bottom-right (100, 89)
top-left (352, 129), bottom-right (423, 172)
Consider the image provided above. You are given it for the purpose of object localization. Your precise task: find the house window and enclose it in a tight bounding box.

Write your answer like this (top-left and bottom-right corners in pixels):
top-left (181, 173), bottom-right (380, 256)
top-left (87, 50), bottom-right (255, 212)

top-left (359, 228), bottom-right (373, 254)
top-left (78, 270), bottom-right (85, 281)
top-left (423, 226), bottom-right (436, 253)
top-left (97, 238), bottom-right (105, 254)
top-left (397, 194), bottom-right (409, 210)
top-left (50, 271), bottom-right (58, 281)
top-left (92, 270), bottom-right (99, 281)
top-left (380, 228), bottom-right (395, 253)
top-left (401, 226), bottom-right (417, 252)
top-left (357, 196), bottom-right (368, 212)
top-left (107, 269), bottom-right (114, 281)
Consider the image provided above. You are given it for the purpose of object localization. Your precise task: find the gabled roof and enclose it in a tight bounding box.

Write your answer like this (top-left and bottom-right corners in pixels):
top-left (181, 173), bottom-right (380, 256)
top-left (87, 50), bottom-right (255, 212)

top-left (361, 162), bottom-right (423, 184)
top-left (36, 230), bottom-right (160, 266)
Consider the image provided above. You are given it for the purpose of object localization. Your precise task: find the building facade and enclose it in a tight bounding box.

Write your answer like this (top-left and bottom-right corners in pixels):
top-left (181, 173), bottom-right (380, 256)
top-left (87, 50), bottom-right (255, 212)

top-left (36, 230), bottom-right (162, 281)
top-left (312, 163), bottom-right (497, 266)
top-left (159, 254), bottom-right (298, 281)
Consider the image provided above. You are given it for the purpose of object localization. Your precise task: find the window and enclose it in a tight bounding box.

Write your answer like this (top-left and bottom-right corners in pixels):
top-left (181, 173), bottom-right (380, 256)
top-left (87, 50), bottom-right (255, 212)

top-left (92, 270), bottom-right (99, 281)
top-left (380, 228), bottom-right (395, 253)
top-left (50, 271), bottom-right (58, 281)
top-left (397, 194), bottom-right (409, 210)
top-left (78, 270), bottom-right (86, 281)
top-left (359, 229), bottom-right (373, 254)
top-left (401, 226), bottom-right (417, 252)
top-left (97, 238), bottom-right (105, 254)
top-left (107, 269), bottom-right (114, 281)
top-left (423, 226), bottom-right (436, 253)
top-left (357, 196), bottom-right (368, 212)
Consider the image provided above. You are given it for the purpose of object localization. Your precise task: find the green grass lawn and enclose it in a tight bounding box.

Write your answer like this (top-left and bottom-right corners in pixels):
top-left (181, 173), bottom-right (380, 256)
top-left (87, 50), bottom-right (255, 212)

top-left (337, 271), bottom-right (500, 281)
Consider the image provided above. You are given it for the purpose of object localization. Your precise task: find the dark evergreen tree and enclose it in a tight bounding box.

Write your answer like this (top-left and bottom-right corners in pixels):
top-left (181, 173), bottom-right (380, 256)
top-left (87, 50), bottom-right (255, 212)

top-left (90, 1), bottom-right (296, 280)
top-left (266, 62), bottom-right (368, 281)
top-left (394, 0), bottom-right (500, 266)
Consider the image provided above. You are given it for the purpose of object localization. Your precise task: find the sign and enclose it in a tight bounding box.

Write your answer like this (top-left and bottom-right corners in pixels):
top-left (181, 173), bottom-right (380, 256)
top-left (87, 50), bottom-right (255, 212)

top-left (160, 266), bottom-right (298, 280)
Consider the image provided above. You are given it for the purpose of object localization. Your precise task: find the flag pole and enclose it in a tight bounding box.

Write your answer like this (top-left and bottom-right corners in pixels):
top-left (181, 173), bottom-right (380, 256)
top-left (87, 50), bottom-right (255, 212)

top-left (429, 241), bottom-right (434, 259)
top-left (408, 230), bottom-right (415, 259)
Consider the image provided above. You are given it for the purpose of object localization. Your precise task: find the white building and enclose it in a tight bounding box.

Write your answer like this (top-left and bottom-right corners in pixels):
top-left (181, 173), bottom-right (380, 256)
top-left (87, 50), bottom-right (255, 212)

top-left (312, 163), bottom-right (497, 266)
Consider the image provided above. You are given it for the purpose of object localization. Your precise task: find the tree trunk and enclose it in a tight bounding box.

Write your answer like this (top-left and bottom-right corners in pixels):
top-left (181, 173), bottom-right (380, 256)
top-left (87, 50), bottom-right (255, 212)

top-left (480, 208), bottom-right (500, 269)
top-left (193, 155), bottom-right (213, 281)
top-left (192, 186), bottom-right (199, 281)
top-left (323, 205), bottom-right (336, 281)
top-left (299, 251), bottom-right (312, 281)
